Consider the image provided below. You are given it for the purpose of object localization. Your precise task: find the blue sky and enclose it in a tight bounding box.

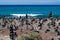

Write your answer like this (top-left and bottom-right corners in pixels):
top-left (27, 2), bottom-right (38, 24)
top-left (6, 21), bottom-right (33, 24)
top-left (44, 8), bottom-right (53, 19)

top-left (0, 0), bottom-right (60, 5)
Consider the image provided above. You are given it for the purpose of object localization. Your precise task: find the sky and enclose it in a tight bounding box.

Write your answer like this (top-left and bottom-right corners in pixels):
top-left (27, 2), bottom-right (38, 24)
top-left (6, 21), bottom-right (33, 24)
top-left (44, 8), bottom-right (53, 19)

top-left (0, 0), bottom-right (60, 5)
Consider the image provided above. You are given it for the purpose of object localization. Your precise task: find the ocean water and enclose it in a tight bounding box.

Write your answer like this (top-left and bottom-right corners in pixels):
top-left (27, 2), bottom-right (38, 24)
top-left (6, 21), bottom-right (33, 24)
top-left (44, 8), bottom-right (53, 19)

top-left (0, 5), bottom-right (60, 18)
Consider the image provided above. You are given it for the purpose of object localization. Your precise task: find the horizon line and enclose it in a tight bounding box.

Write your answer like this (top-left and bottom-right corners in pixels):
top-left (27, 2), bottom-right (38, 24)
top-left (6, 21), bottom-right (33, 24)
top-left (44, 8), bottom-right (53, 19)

top-left (0, 4), bottom-right (60, 5)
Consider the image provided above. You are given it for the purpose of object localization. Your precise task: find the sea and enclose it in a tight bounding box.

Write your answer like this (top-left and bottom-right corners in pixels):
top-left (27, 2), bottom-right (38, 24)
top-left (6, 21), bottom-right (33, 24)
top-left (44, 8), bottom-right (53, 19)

top-left (0, 5), bottom-right (60, 18)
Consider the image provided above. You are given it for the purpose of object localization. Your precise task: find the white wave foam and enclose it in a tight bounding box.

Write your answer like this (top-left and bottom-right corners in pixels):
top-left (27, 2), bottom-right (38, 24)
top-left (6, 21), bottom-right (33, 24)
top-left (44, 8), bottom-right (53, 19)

top-left (11, 14), bottom-right (26, 17)
top-left (28, 14), bottom-right (42, 16)
top-left (11, 14), bottom-right (43, 17)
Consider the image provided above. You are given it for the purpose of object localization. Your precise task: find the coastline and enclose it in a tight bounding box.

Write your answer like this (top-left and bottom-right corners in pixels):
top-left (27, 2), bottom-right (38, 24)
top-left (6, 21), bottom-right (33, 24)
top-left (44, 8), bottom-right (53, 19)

top-left (0, 14), bottom-right (60, 40)
top-left (0, 5), bottom-right (60, 40)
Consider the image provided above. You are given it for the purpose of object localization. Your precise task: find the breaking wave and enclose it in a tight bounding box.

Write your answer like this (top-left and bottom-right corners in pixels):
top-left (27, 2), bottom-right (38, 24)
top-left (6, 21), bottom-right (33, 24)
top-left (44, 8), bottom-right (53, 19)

top-left (11, 14), bottom-right (43, 17)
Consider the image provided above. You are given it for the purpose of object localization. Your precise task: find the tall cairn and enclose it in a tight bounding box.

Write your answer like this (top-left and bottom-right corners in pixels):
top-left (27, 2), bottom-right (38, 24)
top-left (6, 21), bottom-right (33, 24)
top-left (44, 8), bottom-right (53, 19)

top-left (48, 11), bottom-right (53, 18)
top-left (9, 26), bottom-right (15, 40)
top-left (26, 14), bottom-right (28, 29)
